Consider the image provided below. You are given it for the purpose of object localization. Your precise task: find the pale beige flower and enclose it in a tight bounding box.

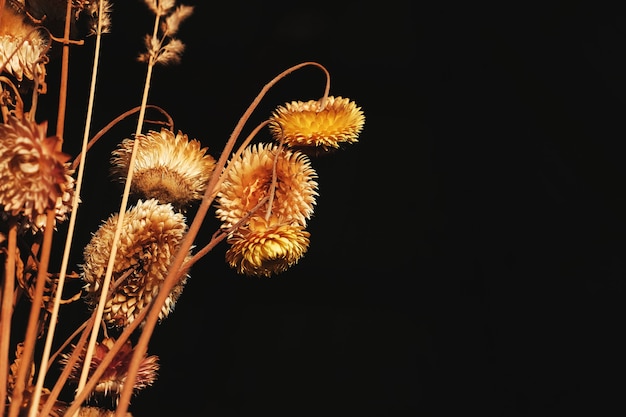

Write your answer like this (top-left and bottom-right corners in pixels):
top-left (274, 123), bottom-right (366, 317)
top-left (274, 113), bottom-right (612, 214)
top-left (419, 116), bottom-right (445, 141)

top-left (225, 215), bottom-right (310, 277)
top-left (0, 2), bottom-right (48, 82)
top-left (60, 337), bottom-right (159, 399)
top-left (0, 116), bottom-right (75, 231)
top-left (110, 128), bottom-right (216, 209)
top-left (269, 96), bottom-right (365, 152)
top-left (215, 142), bottom-right (318, 229)
top-left (81, 199), bottom-right (191, 327)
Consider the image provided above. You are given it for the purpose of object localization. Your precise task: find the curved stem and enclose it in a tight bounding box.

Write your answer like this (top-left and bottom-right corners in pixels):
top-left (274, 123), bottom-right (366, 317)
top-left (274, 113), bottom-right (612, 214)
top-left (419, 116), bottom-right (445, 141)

top-left (70, 105), bottom-right (173, 171)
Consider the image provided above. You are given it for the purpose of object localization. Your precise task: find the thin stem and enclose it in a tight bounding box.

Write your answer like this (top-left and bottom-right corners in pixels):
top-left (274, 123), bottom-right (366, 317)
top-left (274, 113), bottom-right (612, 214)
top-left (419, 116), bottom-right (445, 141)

top-left (28, 2), bottom-right (107, 413)
top-left (113, 60), bottom-right (331, 417)
top-left (7, 210), bottom-right (56, 417)
top-left (74, 5), bottom-right (161, 408)
top-left (0, 221), bottom-right (17, 417)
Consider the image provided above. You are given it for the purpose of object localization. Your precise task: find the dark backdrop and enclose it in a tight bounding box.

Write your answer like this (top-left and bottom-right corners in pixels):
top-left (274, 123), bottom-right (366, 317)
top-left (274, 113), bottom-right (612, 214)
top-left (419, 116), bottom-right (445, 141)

top-left (30, 1), bottom-right (626, 416)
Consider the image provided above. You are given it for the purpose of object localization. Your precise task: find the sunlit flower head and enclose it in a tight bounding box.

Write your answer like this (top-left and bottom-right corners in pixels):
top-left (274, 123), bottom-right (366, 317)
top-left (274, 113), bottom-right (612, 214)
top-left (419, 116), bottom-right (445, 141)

top-left (0, 116), bottom-right (75, 231)
top-left (0, 2), bottom-right (48, 82)
top-left (111, 128), bottom-right (216, 209)
top-left (269, 96), bottom-right (365, 153)
top-left (215, 143), bottom-right (318, 230)
top-left (81, 199), bottom-right (191, 327)
top-left (225, 215), bottom-right (310, 277)
top-left (60, 337), bottom-right (159, 399)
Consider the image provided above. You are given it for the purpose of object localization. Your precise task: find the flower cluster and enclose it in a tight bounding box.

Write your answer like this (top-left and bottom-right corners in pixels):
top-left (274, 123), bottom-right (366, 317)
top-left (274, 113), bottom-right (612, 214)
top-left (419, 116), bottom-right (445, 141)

top-left (1, 0), bottom-right (365, 414)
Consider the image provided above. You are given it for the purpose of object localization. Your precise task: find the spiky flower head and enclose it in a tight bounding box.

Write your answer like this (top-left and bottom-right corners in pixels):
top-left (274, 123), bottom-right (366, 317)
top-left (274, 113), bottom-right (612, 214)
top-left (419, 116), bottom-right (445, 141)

top-left (268, 96), bottom-right (365, 153)
top-left (0, 116), bottom-right (75, 231)
top-left (0, 1), bottom-right (49, 82)
top-left (81, 199), bottom-right (191, 327)
top-left (60, 337), bottom-right (159, 399)
top-left (215, 143), bottom-right (318, 230)
top-left (110, 128), bottom-right (216, 209)
top-left (225, 215), bottom-right (310, 277)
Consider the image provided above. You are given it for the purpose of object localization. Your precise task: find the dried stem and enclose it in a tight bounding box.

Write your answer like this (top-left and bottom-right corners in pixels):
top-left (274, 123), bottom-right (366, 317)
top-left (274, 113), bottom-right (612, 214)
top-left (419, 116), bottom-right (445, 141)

top-left (28, 1), bottom-right (108, 413)
top-left (7, 210), bottom-right (56, 417)
top-left (0, 221), bottom-right (17, 417)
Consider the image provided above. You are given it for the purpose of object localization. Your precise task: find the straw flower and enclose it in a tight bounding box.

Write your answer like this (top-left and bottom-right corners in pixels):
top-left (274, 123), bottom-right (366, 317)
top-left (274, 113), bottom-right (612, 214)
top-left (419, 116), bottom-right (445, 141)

top-left (0, 1), bottom-right (48, 82)
top-left (110, 128), bottom-right (216, 209)
top-left (215, 143), bottom-right (318, 229)
top-left (0, 116), bottom-right (75, 231)
top-left (269, 96), bottom-right (365, 152)
top-left (225, 215), bottom-right (310, 277)
top-left (60, 337), bottom-right (159, 399)
top-left (81, 199), bottom-right (191, 327)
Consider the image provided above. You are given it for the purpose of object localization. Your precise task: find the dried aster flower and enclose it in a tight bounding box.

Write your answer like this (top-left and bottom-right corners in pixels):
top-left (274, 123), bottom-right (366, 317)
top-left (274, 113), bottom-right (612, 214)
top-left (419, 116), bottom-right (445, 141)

top-left (225, 215), bottom-right (311, 277)
top-left (110, 128), bottom-right (216, 209)
top-left (0, 116), bottom-right (75, 231)
top-left (215, 143), bottom-right (318, 229)
top-left (60, 337), bottom-right (159, 400)
top-left (0, 1), bottom-right (48, 82)
top-left (269, 96), bottom-right (365, 153)
top-left (81, 199), bottom-right (191, 327)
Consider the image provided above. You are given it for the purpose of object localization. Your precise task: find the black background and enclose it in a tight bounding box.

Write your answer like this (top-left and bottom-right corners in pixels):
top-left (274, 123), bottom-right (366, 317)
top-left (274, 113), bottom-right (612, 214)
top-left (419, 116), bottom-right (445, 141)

top-left (25, 1), bottom-right (626, 416)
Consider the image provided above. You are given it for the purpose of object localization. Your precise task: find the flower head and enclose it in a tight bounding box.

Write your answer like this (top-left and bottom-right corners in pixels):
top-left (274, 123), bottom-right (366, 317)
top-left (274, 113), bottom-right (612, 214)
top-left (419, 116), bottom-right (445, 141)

top-left (225, 215), bottom-right (310, 277)
top-left (110, 128), bottom-right (216, 209)
top-left (215, 143), bottom-right (318, 230)
top-left (60, 337), bottom-right (159, 399)
top-left (0, 116), bottom-right (75, 231)
top-left (269, 96), bottom-right (365, 153)
top-left (0, 2), bottom-right (49, 82)
top-left (81, 199), bottom-right (191, 327)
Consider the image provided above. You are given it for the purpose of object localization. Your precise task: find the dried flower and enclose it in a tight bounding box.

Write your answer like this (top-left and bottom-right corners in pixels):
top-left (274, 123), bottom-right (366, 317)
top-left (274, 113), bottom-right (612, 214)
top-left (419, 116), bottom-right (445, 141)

top-left (81, 199), bottom-right (191, 327)
top-left (0, 116), bottom-right (75, 231)
top-left (86, 0), bottom-right (113, 36)
top-left (225, 215), bottom-right (310, 277)
top-left (269, 96), bottom-right (365, 152)
top-left (215, 143), bottom-right (318, 230)
top-left (137, 2), bottom-right (193, 65)
top-left (110, 128), bottom-right (216, 209)
top-left (60, 337), bottom-right (159, 399)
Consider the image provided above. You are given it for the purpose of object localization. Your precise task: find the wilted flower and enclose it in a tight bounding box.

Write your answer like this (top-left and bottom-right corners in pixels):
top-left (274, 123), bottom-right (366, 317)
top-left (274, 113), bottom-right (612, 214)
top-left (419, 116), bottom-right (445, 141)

top-left (110, 128), bottom-right (216, 209)
top-left (268, 96), bottom-right (365, 153)
top-left (0, 116), bottom-right (75, 231)
top-left (81, 199), bottom-right (191, 327)
top-left (60, 337), bottom-right (159, 399)
top-left (225, 215), bottom-right (310, 277)
top-left (0, 1), bottom-right (48, 82)
top-left (215, 143), bottom-right (318, 230)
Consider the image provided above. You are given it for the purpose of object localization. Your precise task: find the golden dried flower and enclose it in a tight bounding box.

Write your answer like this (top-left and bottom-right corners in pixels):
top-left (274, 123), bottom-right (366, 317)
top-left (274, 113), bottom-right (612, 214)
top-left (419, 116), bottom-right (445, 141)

top-left (81, 199), bottom-right (191, 327)
top-left (0, 116), bottom-right (75, 231)
top-left (60, 337), bottom-right (159, 399)
top-left (215, 143), bottom-right (318, 229)
top-left (0, 2), bottom-right (48, 81)
top-left (269, 96), bottom-right (365, 152)
top-left (110, 128), bottom-right (216, 209)
top-left (225, 215), bottom-right (310, 277)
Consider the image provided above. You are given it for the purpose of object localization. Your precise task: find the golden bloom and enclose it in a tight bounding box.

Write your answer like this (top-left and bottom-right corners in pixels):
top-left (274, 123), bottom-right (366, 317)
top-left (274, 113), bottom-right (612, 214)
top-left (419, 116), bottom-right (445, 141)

top-left (81, 199), bottom-right (191, 327)
top-left (215, 143), bottom-right (318, 229)
top-left (268, 96), bottom-right (365, 152)
top-left (225, 215), bottom-right (310, 277)
top-left (0, 2), bottom-right (48, 82)
top-left (60, 337), bottom-right (159, 399)
top-left (111, 128), bottom-right (216, 209)
top-left (0, 116), bottom-right (75, 231)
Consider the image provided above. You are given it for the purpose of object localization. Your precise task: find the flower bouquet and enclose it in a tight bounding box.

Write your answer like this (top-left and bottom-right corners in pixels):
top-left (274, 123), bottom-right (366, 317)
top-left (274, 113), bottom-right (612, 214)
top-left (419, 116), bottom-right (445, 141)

top-left (0, 1), bottom-right (365, 415)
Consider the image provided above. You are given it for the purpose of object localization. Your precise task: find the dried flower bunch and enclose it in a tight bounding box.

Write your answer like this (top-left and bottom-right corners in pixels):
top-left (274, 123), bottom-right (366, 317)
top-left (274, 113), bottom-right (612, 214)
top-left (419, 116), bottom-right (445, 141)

top-left (0, 0), bottom-right (365, 416)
